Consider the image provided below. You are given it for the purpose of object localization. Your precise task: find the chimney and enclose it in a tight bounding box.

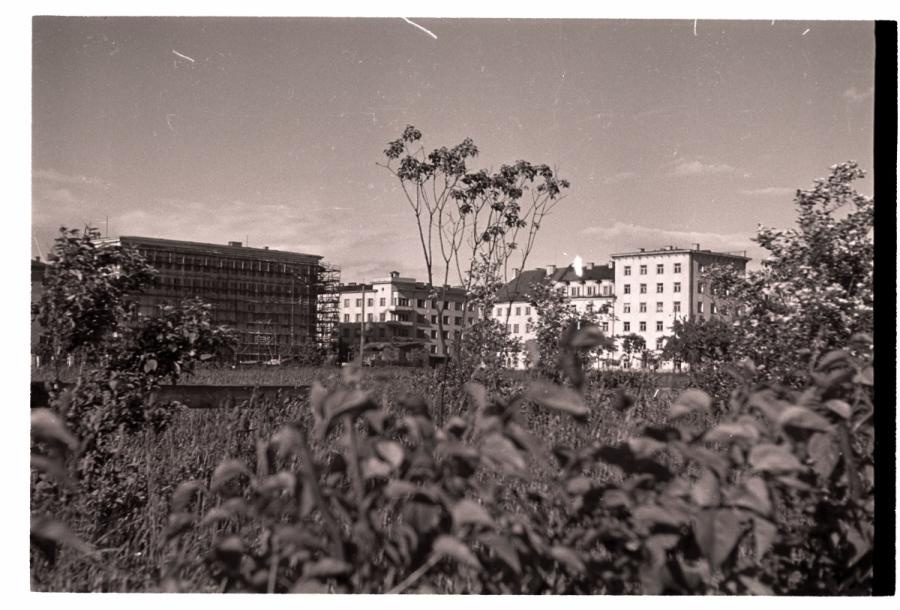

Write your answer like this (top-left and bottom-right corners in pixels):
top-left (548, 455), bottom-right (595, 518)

top-left (585, 261), bottom-right (594, 270)
top-left (546, 264), bottom-right (557, 274)
top-left (228, 241), bottom-right (242, 247)
top-left (263, 246), bottom-right (269, 250)
top-left (692, 243), bottom-right (701, 250)
top-left (638, 248), bottom-right (645, 253)
top-left (513, 268), bottom-right (520, 277)
top-left (390, 270), bottom-right (399, 279)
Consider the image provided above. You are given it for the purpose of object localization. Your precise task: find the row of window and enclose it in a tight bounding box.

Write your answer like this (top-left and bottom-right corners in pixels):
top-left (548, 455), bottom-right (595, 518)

top-left (622, 301), bottom-right (720, 314)
top-left (495, 305), bottom-right (532, 317)
top-left (343, 297), bottom-right (466, 310)
top-left (622, 321), bottom-right (666, 332)
top-left (568, 285), bottom-right (612, 297)
top-left (342, 313), bottom-right (465, 325)
top-left (623, 263), bottom-right (683, 276)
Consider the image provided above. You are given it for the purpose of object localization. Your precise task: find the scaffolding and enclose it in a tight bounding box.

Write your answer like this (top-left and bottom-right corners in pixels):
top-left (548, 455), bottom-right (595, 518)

top-left (315, 261), bottom-right (341, 358)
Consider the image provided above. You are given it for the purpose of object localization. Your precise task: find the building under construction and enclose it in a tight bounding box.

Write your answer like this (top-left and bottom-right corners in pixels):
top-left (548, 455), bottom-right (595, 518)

top-left (99, 236), bottom-right (340, 364)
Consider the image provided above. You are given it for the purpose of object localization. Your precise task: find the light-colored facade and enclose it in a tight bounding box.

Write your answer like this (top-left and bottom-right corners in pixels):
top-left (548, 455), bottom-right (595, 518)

top-left (492, 262), bottom-right (617, 369)
top-left (611, 246), bottom-right (749, 368)
top-left (337, 271), bottom-right (472, 360)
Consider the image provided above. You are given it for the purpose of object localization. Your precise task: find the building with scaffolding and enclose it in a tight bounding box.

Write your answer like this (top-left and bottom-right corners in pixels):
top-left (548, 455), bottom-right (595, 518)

top-left (98, 236), bottom-right (335, 364)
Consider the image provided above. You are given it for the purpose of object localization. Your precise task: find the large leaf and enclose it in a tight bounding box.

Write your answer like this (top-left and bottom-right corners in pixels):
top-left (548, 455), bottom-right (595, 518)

top-left (480, 433), bottom-right (526, 475)
top-left (304, 557), bottom-right (352, 579)
top-left (550, 545), bottom-right (586, 574)
top-left (692, 508), bottom-right (745, 569)
top-left (210, 459), bottom-right (252, 492)
top-left (478, 532), bottom-right (521, 574)
top-left (670, 389), bottom-right (712, 418)
top-left (31, 516), bottom-right (95, 558)
top-left (808, 432), bottom-right (840, 480)
top-left (31, 408), bottom-right (78, 452)
top-left (729, 476), bottom-right (772, 516)
top-left (526, 381), bottom-right (589, 420)
top-left (690, 468), bottom-right (721, 508)
top-left (322, 388), bottom-right (378, 432)
top-left (170, 480), bottom-right (204, 513)
top-left (451, 499), bottom-right (494, 528)
top-left (777, 406), bottom-right (832, 433)
top-left (748, 444), bottom-right (803, 473)
top-left (752, 516), bottom-right (778, 561)
top-left (704, 421), bottom-right (759, 444)
top-left (432, 535), bottom-right (481, 569)
top-left (375, 440), bottom-right (405, 469)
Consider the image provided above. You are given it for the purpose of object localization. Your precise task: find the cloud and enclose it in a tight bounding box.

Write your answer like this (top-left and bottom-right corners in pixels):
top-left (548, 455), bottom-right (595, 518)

top-left (738, 186), bottom-right (796, 197)
top-left (843, 86), bottom-right (874, 104)
top-left (581, 221), bottom-right (758, 260)
top-left (598, 171), bottom-right (637, 185)
top-left (33, 168), bottom-right (111, 189)
top-left (667, 159), bottom-right (739, 177)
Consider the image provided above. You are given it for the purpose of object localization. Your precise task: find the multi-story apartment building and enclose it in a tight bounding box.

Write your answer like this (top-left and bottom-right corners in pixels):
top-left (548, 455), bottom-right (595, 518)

top-left (336, 271), bottom-right (472, 362)
top-left (95, 236), bottom-right (329, 363)
top-left (611, 245), bottom-right (749, 367)
top-left (492, 262), bottom-right (616, 368)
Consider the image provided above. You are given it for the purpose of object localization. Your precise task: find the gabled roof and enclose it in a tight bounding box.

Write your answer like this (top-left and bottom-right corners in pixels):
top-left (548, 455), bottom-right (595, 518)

top-left (494, 268), bottom-right (548, 303)
top-left (551, 263), bottom-right (614, 283)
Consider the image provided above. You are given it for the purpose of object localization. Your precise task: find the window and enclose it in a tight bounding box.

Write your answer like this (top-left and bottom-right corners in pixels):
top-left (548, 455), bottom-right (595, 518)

top-left (656, 302), bottom-right (664, 312)
top-left (639, 264), bottom-right (647, 275)
top-left (656, 283), bottom-right (664, 293)
top-left (496, 308), bottom-right (502, 317)
top-left (624, 266), bottom-right (631, 276)
top-left (656, 321), bottom-right (663, 332)
top-left (571, 286), bottom-right (580, 297)
top-left (344, 298), bottom-right (349, 307)
top-left (430, 330), bottom-right (437, 339)
top-left (623, 303), bottom-right (631, 313)
top-left (587, 286), bottom-right (594, 296)
top-left (601, 322), bottom-right (609, 332)
top-left (698, 282), bottom-right (705, 294)
top-left (603, 285), bottom-right (611, 296)
top-left (442, 316), bottom-right (449, 325)
top-left (673, 282), bottom-right (681, 293)
top-left (674, 263), bottom-right (682, 273)
top-left (586, 302), bottom-right (594, 312)
top-left (343, 314), bottom-right (349, 322)
top-left (673, 301), bottom-right (681, 313)
top-left (355, 314), bottom-right (361, 322)
top-left (639, 302), bottom-right (647, 313)
top-left (398, 297), bottom-right (410, 306)
top-left (623, 322), bottom-right (631, 332)
top-left (442, 331), bottom-right (449, 340)
top-left (454, 317), bottom-right (462, 326)
top-left (380, 298), bottom-right (386, 306)
top-left (624, 284), bottom-right (631, 294)
top-left (711, 303), bottom-right (718, 315)
top-left (525, 322), bottom-right (532, 333)
top-left (379, 313), bottom-right (386, 321)
top-left (639, 321), bottom-right (647, 331)
top-left (356, 298), bottom-right (362, 307)
top-left (697, 302), bottom-right (704, 313)
top-left (366, 298), bottom-right (373, 307)
top-left (515, 306), bottom-right (521, 316)
top-left (417, 299), bottom-right (426, 308)
top-left (639, 283), bottom-right (647, 294)
top-left (656, 337), bottom-right (665, 350)
top-left (367, 313), bottom-right (373, 322)
top-left (656, 264), bottom-right (664, 274)
top-left (699, 264), bottom-right (706, 273)
top-left (431, 315), bottom-right (437, 323)
top-left (513, 324), bottom-right (520, 334)
top-left (430, 345), bottom-right (436, 354)
top-left (525, 306), bottom-right (531, 315)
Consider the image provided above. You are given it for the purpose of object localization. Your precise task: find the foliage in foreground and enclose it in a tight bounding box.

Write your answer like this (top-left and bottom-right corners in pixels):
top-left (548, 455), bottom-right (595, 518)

top-left (152, 329), bottom-right (873, 594)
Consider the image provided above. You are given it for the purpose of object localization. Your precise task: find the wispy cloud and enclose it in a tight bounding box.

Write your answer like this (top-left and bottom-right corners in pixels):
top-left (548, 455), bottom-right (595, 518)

top-left (738, 186), bottom-right (796, 197)
top-left (582, 221), bottom-right (758, 259)
top-left (843, 86), bottom-right (874, 104)
top-left (667, 158), bottom-right (740, 177)
top-left (33, 168), bottom-right (111, 189)
top-left (598, 171), bottom-right (637, 185)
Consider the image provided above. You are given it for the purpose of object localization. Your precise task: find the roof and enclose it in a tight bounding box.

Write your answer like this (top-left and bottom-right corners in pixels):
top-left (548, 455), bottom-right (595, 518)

top-left (550, 263), bottom-right (615, 283)
top-left (611, 246), bottom-right (750, 261)
top-left (494, 268), bottom-right (548, 302)
top-left (112, 236), bottom-right (323, 264)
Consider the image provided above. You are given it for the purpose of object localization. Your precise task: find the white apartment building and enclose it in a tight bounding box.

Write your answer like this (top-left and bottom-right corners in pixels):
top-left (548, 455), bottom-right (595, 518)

top-left (611, 245), bottom-right (749, 368)
top-left (337, 271), bottom-right (471, 359)
top-left (492, 262), bottom-right (617, 368)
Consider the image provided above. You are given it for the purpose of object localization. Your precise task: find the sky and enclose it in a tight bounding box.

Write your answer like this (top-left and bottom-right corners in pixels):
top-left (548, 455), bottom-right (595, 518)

top-left (31, 17), bottom-right (875, 283)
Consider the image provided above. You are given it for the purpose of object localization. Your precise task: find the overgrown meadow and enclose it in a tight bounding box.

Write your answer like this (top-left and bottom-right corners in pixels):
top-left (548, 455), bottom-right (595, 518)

top-left (31, 152), bottom-right (875, 593)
